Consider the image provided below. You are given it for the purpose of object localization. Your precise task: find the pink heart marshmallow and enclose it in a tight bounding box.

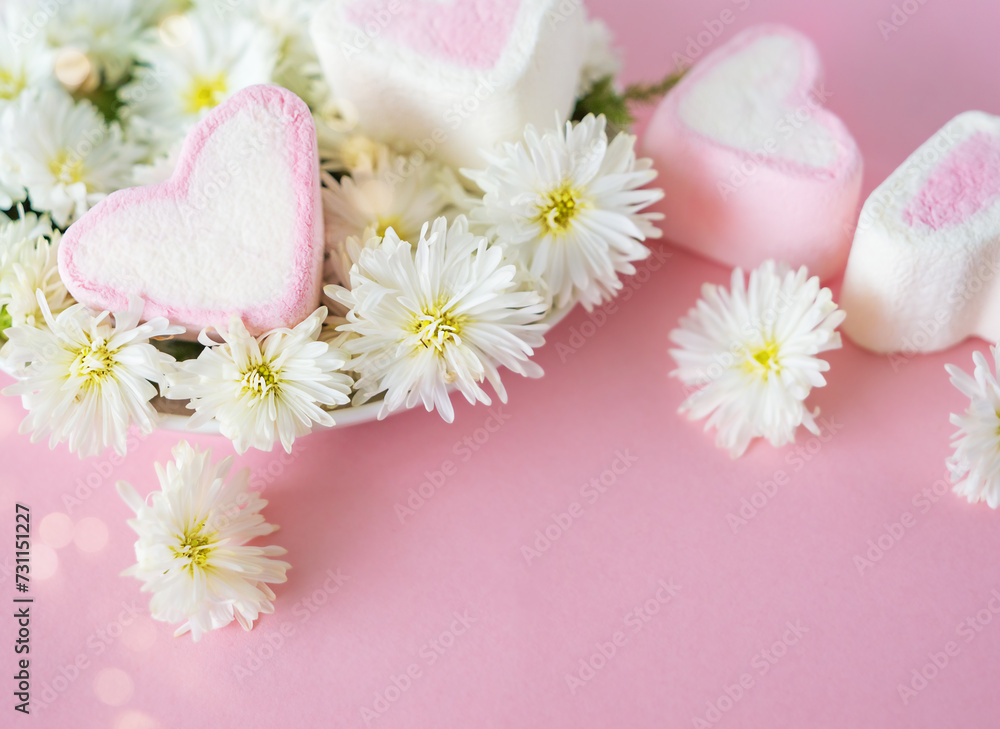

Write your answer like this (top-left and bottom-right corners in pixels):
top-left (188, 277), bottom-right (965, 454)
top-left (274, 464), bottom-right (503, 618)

top-left (59, 85), bottom-right (324, 336)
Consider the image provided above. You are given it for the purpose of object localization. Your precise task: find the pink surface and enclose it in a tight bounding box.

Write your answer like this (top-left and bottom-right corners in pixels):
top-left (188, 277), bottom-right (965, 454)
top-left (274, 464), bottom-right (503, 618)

top-left (5, 1), bottom-right (1000, 728)
top-left (903, 130), bottom-right (1000, 230)
top-left (642, 23), bottom-right (863, 281)
top-left (59, 85), bottom-right (324, 337)
top-left (346, 0), bottom-right (519, 69)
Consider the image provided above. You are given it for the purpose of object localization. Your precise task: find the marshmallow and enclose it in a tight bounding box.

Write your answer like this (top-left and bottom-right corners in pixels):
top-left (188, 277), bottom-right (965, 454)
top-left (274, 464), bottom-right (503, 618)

top-left (641, 24), bottom-right (863, 280)
top-left (840, 111), bottom-right (1000, 353)
top-left (309, 0), bottom-right (587, 169)
top-left (59, 85), bottom-right (324, 337)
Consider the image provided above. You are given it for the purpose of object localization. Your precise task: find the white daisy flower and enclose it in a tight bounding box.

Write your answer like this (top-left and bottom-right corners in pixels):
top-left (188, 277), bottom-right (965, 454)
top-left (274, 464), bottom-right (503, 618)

top-left (946, 346), bottom-right (1000, 509)
top-left (0, 139), bottom-right (27, 211)
top-left (322, 149), bottom-right (459, 286)
top-left (0, 212), bottom-right (71, 332)
top-left (466, 114), bottom-right (664, 311)
top-left (117, 440), bottom-right (291, 642)
top-left (198, 0), bottom-right (324, 105)
top-left (3, 89), bottom-right (144, 227)
top-left (129, 139), bottom-right (184, 187)
top-left (0, 210), bottom-right (53, 251)
top-left (121, 9), bottom-right (277, 141)
top-left (328, 216), bottom-right (548, 423)
top-left (2, 296), bottom-right (183, 458)
top-left (0, 18), bottom-right (54, 212)
top-left (669, 261), bottom-right (845, 458)
top-left (312, 98), bottom-right (380, 173)
top-left (45, 0), bottom-right (147, 87)
top-left (135, 0), bottom-right (192, 26)
top-left (165, 307), bottom-right (353, 454)
top-left (0, 5), bottom-right (55, 107)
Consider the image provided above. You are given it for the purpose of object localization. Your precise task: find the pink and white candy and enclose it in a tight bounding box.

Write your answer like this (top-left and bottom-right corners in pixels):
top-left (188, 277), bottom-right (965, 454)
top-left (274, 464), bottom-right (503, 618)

top-left (840, 111), bottom-right (1000, 353)
top-left (309, 0), bottom-right (588, 169)
top-left (642, 24), bottom-right (863, 281)
top-left (58, 85), bottom-right (325, 337)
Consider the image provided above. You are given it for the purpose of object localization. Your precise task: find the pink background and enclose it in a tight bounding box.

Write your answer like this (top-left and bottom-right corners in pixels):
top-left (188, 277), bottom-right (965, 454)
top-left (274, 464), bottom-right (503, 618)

top-left (5, 0), bottom-right (1000, 727)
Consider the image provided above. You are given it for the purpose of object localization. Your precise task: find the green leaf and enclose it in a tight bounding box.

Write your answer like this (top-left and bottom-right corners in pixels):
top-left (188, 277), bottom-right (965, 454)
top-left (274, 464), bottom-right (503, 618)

top-left (622, 68), bottom-right (687, 106)
top-left (573, 68), bottom-right (688, 136)
top-left (73, 68), bottom-right (135, 126)
top-left (152, 338), bottom-right (205, 362)
top-left (573, 76), bottom-right (634, 131)
top-left (0, 306), bottom-right (11, 343)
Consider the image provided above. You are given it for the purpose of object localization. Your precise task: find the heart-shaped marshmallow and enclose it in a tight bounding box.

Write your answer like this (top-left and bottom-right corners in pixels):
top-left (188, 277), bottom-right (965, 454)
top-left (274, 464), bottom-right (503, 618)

top-left (840, 111), bottom-right (1000, 354)
top-left (310, 0), bottom-right (587, 169)
top-left (641, 24), bottom-right (863, 280)
top-left (59, 85), bottom-right (324, 336)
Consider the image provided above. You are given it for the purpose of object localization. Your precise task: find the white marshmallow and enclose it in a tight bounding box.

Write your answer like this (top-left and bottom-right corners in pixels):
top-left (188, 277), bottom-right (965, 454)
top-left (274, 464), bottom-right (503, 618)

top-left (59, 86), bottom-right (324, 337)
top-left (840, 111), bottom-right (1000, 353)
top-left (641, 25), bottom-right (863, 281)
top-left (309, 0), bottom-right (587, 169)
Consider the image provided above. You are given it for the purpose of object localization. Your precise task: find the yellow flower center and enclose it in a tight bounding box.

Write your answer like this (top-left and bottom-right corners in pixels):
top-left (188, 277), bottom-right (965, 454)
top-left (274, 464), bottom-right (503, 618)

top-left (183, 72), bottom-right (228, 115)
top-left (536, 181), bottom-right (585, 235)
top-left (745, 341), bottom-right (782, 378)
top-left (0, 67), bottom-right (25, 100)
top-left (412, 301), bottom-right (464, 354)
top-left (70, 341), bottom-right (116, 387)
top-left (171, 521), bottom-right (216, 573)
top-left (375, 215), bottom-right (405, 238)
top-left (241, 362), bottom-right (280, 397)
top-left (48, 150), bottom-right (86, 185)
top-left (339, 135), bottom-right (382, 170)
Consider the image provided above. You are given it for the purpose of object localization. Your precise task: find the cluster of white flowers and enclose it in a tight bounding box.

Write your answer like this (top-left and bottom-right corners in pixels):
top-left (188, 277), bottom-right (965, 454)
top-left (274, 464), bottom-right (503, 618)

top-left (0, 0), bottom-right (711, 645)
top-left (0, 1), bottom-right (667, 460)
top-left (313, 106), bottom-right (668, 424)
top-left (0, 0), bottom-right (331, 226)
top-left (0, 2), bottom-right (152, 225)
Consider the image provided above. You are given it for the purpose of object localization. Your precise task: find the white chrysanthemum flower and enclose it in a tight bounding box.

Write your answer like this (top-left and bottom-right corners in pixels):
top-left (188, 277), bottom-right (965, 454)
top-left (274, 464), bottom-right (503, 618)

top-left (322, 149), bottom-right (459, 286)
top-left (579, 19), bottom-right (622, 95)
top-left (117, 441), bottom-right (291, 642)
top-left (2, 296), bottom-right (183, 457)
top-left (0, 210), bottom-right (53, 251)
top-left (3, 89), bottom-right (143, 227)
top-left (328, 216), bottom-right (548, 423)
top-left (0, 0), bottom-right (49, 212)
top-left (45, 0), bottom-right (147, 86)
top-left (669, 261), bottom-right (845, 458)
top-left (466, 114), bottom-right (664, 311)
top-left (197, 0), bottom-right (324, 105)
top-left (0, 5), bottom-right (54, 107)
top-left (165, 307), bottom-right (353, 454)
top-left (0, 213), bottom-right (71, 331)
top-left (121, 9), bottom-right (276, 141)
top-left (129, 139), bottom-right (184, 186)
top-left (317, 128), bottom-right (375, 172)
top-left (311, 94), bottom-right (364, 170)
top-left (946, 346), bottom-right (1000, 509)
top-left (0, 127), bottom-right (27, 210)
top-left (135, 0), bottom-right (192, 25)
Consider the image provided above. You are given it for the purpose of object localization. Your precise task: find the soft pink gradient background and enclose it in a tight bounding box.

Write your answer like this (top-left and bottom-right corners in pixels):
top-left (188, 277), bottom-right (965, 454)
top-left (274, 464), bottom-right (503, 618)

top-left (4, 1), bottom-right (1000, 727)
